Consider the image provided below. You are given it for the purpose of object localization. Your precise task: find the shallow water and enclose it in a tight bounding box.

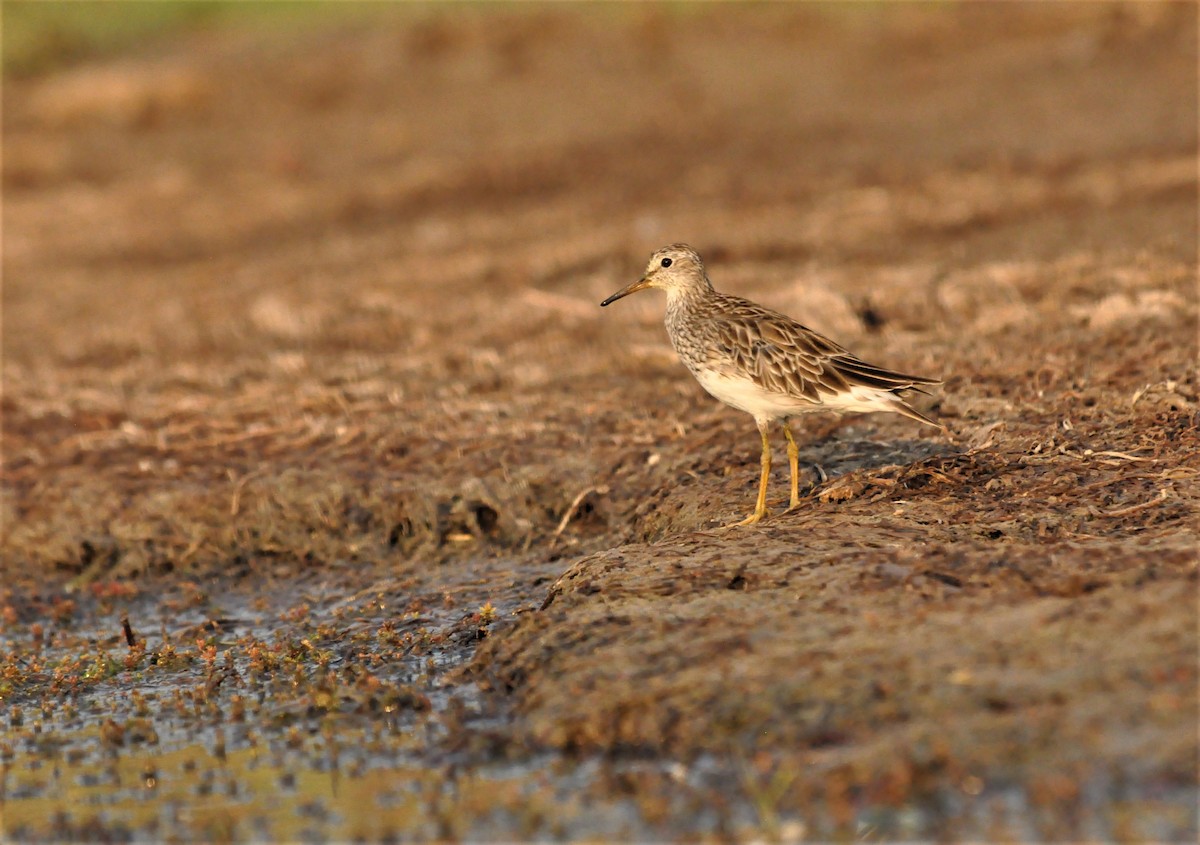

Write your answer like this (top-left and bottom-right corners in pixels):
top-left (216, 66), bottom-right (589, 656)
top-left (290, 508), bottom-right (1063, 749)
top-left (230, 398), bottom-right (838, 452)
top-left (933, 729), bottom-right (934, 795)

top-left (4, 569), bottom-right (1195, 841)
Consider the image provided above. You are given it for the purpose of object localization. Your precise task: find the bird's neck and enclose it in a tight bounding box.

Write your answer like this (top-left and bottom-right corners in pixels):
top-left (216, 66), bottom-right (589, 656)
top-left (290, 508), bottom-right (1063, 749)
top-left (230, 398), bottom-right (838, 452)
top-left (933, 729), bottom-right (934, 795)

top-left (664, 282), bottom-right (716, 337)
top-left (665, 280), bottom-right (715, 310)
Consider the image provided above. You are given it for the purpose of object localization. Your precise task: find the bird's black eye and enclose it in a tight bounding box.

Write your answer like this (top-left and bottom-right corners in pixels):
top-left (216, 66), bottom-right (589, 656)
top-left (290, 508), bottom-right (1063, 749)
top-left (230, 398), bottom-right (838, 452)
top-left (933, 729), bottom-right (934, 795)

top-left (660, 257), bottom-right (672, 268)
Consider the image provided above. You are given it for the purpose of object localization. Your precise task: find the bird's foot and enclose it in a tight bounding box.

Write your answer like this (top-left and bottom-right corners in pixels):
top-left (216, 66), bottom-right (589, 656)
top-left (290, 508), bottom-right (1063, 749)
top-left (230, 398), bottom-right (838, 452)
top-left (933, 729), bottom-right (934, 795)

top-left (720, 508), bottom-right (769, 529)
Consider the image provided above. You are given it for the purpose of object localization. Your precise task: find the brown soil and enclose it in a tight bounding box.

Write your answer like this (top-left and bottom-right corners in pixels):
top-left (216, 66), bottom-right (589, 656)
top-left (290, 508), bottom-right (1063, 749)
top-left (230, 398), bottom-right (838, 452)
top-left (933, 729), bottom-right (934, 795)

top-left (2, 3), bottom-right (1197, 839)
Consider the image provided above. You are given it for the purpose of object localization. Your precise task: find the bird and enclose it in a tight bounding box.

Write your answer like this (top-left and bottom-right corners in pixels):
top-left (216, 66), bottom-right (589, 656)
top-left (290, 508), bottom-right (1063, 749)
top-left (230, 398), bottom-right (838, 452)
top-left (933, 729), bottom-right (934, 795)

top-left (600, 243), bottom-right (941, 526)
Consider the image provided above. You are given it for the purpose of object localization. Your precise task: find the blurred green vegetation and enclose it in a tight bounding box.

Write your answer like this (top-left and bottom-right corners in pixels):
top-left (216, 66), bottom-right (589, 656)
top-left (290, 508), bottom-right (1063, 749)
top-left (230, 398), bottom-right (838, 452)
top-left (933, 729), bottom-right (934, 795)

top-left (1, 2), bottom-right (925, 78)
top-left (1, 0), bottom-right (401, 77)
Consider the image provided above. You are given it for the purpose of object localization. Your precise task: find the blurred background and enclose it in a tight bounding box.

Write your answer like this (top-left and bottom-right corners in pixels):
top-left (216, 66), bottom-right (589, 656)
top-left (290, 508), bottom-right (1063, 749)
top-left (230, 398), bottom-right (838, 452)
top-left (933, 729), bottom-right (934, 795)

top-left (5, 0), bottom-right (1193, 373)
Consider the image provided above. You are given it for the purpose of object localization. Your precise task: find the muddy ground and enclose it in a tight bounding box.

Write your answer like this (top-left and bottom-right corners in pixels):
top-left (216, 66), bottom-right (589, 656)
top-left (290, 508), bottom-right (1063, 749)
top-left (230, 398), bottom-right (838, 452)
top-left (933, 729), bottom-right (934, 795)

top-left (2, 3), bottom-right (1198, 840)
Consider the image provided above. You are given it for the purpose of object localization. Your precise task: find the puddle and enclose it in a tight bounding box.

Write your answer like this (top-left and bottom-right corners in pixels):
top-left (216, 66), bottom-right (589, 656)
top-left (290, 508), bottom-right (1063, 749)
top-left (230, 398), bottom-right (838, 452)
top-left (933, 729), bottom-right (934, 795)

top-left (1, 568), bottom-right (516, 840)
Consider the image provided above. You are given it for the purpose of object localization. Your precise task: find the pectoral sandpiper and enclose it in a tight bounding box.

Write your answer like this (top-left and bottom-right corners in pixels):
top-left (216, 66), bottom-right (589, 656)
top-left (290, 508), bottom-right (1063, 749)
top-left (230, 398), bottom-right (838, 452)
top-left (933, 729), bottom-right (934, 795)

top-left (601, 244), bottom-right (941, 526)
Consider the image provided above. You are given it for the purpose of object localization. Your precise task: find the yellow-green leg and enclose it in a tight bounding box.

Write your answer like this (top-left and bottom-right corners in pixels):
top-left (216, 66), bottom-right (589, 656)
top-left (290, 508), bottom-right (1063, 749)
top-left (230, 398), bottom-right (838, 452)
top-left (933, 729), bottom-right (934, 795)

top-left (783, 425), bottom-right (801, 510)
top-left (729, 420), bottom-right (772, 527)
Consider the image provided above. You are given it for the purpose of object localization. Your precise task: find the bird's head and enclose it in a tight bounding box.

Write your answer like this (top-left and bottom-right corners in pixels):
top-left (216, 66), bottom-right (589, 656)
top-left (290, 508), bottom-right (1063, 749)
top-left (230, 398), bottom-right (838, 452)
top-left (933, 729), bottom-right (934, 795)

top-left (601, 244), bottom-right (712, 306)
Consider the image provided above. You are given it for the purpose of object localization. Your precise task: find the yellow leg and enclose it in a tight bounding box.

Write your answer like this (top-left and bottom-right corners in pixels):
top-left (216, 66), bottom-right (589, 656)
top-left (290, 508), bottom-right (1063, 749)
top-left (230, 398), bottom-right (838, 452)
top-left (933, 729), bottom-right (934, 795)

top-left (783, 425), bottom-right (801, 510)
top-left (728, 421), bottom-right (771, 527)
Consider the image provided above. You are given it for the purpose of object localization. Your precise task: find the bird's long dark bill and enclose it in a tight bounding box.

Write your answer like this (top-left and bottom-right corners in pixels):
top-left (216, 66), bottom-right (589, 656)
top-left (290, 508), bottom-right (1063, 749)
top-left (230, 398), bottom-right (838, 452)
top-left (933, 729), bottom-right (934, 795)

top-left (600, 277), bottom-right (651, 306)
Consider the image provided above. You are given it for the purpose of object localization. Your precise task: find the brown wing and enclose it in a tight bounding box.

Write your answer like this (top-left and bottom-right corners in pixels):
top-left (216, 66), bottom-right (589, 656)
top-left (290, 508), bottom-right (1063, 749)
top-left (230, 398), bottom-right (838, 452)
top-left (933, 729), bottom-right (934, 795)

top-left (710, 295), bottom-right (939, 400)
top-left (710, 303), bottom-right (844, 402)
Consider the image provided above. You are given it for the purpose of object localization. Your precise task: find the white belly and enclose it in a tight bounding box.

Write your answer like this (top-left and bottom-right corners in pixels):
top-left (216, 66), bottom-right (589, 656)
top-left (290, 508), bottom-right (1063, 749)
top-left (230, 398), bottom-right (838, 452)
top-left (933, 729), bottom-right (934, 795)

top-left (692, 368), bottom-right (899, 422)
top-left (692, 369), bottom-right (810, 420)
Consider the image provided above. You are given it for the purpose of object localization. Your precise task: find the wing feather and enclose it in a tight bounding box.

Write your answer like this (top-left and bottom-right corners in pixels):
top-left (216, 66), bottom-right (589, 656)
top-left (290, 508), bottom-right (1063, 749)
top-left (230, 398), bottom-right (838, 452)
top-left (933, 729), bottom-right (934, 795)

top-left (708, 294), bottom-right (939, 405)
